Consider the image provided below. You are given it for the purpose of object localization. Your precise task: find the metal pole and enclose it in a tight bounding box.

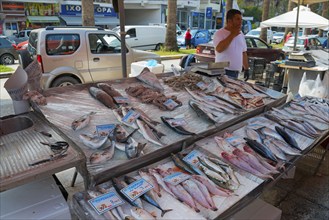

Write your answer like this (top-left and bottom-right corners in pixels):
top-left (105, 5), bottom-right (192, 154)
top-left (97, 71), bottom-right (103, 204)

top-left (293, 0), bottom-right (301, 51)
top-left (118, 0), bottom-right (127, 78)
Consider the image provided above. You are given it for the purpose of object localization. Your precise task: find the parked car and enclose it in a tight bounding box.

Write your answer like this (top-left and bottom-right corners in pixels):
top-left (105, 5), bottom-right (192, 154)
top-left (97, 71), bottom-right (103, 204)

top-left (273, 32), bottom-right (285, 44)
top-left (194, 36), bottom-right (285, 64)
top-left (177, 29), bottom-right (211, 48)
top-left (15, 40), bottom-right (28, 51)
top-left (112, 25), bottom-right (166, 51)
top-left (0, 36), bottom-right (18, 65)
top-left (283, 36), bottom-right (323, 52)
top-left (25, 26), bottom-right (161, 88)
top-left (246, 28), bottom-right (274, 44)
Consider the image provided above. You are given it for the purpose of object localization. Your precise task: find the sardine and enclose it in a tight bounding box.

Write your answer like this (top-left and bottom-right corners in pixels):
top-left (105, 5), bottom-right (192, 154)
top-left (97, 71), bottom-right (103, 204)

top-left (71, 112), bottom-right (96, 131)
top-left (275, 126), bottom-right (301, 151)
top-left (161, 116), bottom-right (195, 135)
top-left (79, 133), bottom-right (108, 149)
top-left (89, 143), bottom-right (115, 164)
top-left (89, 86), bottom-right (117, 109)
top-left (130, 207), bottom-right (155, 220)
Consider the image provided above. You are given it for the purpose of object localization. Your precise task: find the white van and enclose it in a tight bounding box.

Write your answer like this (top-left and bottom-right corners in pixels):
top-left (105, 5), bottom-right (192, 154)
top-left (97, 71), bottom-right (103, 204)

top-left (246, 28), bottom-right (274, 44)
top-left (113, 25), bottom-right (166, 51)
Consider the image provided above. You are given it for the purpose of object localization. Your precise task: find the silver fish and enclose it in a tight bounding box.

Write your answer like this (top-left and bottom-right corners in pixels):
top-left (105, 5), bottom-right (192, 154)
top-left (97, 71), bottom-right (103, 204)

top-left (149, 168), bottom-right (176, 198)
top-left (89, 142), bottom-right (115, 164)
top-left (139, 170), bottom-right (161, 197)
top-left (136, 119), bottom-right (163, 146)
top-left (79, 133), bottom-right (108, 149)
top-left (192, 175), bottom-right (231, 197)
top-left (71, 112), bottom-right (96, 131)
top-left (130, 207), bottom-right (155, 220)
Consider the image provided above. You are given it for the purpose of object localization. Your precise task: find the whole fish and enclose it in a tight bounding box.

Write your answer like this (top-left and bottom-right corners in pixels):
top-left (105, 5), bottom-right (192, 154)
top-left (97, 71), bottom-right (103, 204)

top-left (263, 139), bottom-right (287, 161)
top-left (79, 133), bottom-right (108, 149)
top-left (245, 128), bottom-right (262, 143)
top-left (112, 178), bottom-right (144, 209)
top-left (86, 190), bottom-right (117, 220)
top-left (259, 127), bottom-right (284, 140)
top-left (131, 207), bottom-right (155, 220)
top-left (71, 112), bottom-right (96, 131)
top-left (198, 157), bottom-right (229, 179)
top-left (182, 179), bottom-right (217, 211)
top-left (190, 178), bottom-right (217, 211)
top-left (125, 139), bottom-right (146, 159)
top-left (113, 107), bottom-right (139, 130)
top-left (97, 82), bottom-right (122, 98)
top-left (244, 138), bottom-right (278, 163)
top-left (136, 67), bottom-right (164, 91)
top-left (138, 170), bottom-right (161, 197)
top-left (214, 136), bottom-right (234, 153)
top-left (221, 152), bottom-right (274, 180)
top-left (136, 119), bottom-right (163, 146)
top-left (124, 176), bottom-right (172, 217)
top-left (161, 116), bottom-right (195, 135)
top-left (149, 168), bottom-right (176, 198)
top-left (131, 107), bottom-right (160, 126)
top-left (189, 99), bottom-right (217, 123)
top-left (275, 126), bottom-right (301, 151)
top-left (269, 138), bottom-right (301, 156)
top-left (89, 87), bottom-right (117, 109)
top-left (171, 153), bottom-right (197, 174)
top-left (89, 143), bottom-right (115, 164)
top-left (192, 175), bottom-right (232, 197)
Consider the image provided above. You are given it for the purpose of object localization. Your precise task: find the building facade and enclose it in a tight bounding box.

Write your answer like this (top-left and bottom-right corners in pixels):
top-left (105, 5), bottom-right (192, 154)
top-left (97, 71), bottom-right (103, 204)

top-left (1, 0), bottom-right (227, 36)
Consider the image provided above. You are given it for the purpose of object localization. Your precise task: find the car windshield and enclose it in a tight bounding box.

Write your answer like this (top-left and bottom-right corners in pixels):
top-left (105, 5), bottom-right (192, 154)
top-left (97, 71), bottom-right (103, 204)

top-left (247, 30), bottom-right (260, 35)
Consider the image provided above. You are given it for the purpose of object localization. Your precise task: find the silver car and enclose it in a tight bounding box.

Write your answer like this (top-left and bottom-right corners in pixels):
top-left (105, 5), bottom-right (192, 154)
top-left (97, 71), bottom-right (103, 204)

top-left (27, 27), bottom-right (161, 88)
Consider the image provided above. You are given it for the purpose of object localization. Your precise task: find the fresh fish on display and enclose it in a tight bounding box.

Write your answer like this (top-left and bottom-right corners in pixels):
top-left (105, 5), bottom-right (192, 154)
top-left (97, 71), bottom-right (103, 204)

top-left (171, 153), bottom-right (198, 174)
top-left (136, 119), bottom-right (164, 146)
top-left (131, 207), bottom-right (155, 220)
top-left (244, 138), bottom-right (278, 163)
top-left (198, 163), bottom-right (229, 189)
top-left (283, 120), bottom-right (319, 138)
top-left (112, 178), bottom-right (144, 209)
top-left (138, 170), bottom-right (162, 198)
top-left (136, 67), bottom-right (164, 92)
top-left (232, 148), bottom-right (274, 175)
top-left (263, 139), bottom-right (288, 162)
top-left (192, 175), bottom-right (232, 197)
top-left (198, 157), bottom-right (229, 179)
top-left (125, 139), bottom-right (146, 159)
top-left (113, 107), bottom-right (138, 130)
top-left (214, 136), bottom-right (234, 153)
top-left (161, 116), bottom-right (195, 135)
top-left (245, 128), bottom-right (262, 144)
top-left (130, 107), bottom-right (160, 126)
top-left (259, 127), bottom-right (285, 141)
top-left (182, 179), bottom-right (218, 211)
top-left (190, 178), bottom-right (217, 210)
top-left (86, 190), bottom-right (118, 220)
top-left (275, 126), bottom-right (302, 151)
top-left (97, 83), bottom-right (123, 99)
top-left (221, 152), bottom-right (274, 180)
top-left (268, 138), bottom-right (301, 156)
top-left (89, 142), bottom-right (115, 164)
top-left (124, 176), bottom-right (173, 217)
top-left (89, 87), bottom-right (117, 109)
top-left (148, 168), bottom-right (177, 198)
top-left (189, 99), bottom-right (218, 123)
top-left (71, 112), bottom-right (96, 131)
top-left (79, 133), bottom-right (108, 149)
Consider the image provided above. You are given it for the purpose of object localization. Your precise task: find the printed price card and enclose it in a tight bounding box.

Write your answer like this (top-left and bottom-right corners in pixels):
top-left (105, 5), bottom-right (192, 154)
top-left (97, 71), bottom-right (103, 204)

top-left (163, 172), bottom-right (191, 185)
top-left (114, 96), bottom-right (130, 104)
top-left (167, 118), bottom-right (188, 127)
top-left (182, 149), bottom-right (203, 166)
top-left (122, 110), bottom-right (140, 125)
top-left (196, 82), bottom-right (209, 90)
top-left (88, 190), bottom-right (125, 215)
top-left (225, 136), bottom-right (245, 147)
top-left (121, 178), bottom-right (153, 202)
top-left (163, 99), bottom-right (179, 110)
top-left (96, 124), bottom-right (116, 137)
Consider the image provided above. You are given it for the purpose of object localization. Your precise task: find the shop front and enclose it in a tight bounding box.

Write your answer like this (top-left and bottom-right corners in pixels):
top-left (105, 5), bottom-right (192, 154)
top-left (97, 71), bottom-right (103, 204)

top-left (25, 2), bottom-right (60, 29)
top-left (1, 1), bottom-right (26, 36)
top-left (59, 3), bottom-right (118, 29)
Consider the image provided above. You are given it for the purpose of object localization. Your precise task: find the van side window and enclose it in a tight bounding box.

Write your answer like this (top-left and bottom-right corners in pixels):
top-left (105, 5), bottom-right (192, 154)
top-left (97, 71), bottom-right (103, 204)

top-left (126, 28), bottom-right (136, 38)
top-left (89, 33), bottom-right (123, 54)
top-left (46, 34), bottom-right (80, 55)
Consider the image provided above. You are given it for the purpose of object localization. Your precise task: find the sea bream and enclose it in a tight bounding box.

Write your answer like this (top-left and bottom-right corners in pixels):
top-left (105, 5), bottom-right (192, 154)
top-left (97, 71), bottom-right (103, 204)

top-left (89, 142), bottom-right (115, 164)
top-left (71, 112), bottom-right (96, 131)
top-left (79, 133), bottom-right (108, 149)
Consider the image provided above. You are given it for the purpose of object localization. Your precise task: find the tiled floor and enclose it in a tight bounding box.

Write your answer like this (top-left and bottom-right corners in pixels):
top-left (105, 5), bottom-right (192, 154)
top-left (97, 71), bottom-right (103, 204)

top-left (56, 144), bottom-right (329, 219)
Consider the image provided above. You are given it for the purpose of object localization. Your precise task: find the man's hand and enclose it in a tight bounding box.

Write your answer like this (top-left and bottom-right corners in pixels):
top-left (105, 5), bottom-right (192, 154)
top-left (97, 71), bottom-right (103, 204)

top-left (230, 29), bottom-right (241, 38)
top-left (244, 69), bottom-right (249, 81)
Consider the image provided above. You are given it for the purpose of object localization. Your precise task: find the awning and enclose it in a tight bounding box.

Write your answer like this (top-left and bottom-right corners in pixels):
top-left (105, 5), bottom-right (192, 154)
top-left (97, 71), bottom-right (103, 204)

top-left (27, 16), bottom-right (60, 23)
top-left (60, 16), bottom-right (119, 26)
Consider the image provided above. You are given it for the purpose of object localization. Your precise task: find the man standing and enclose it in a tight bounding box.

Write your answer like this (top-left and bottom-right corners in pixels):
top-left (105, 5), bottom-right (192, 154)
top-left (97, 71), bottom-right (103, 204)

top-left (213, 9), bottom-right (249, 79)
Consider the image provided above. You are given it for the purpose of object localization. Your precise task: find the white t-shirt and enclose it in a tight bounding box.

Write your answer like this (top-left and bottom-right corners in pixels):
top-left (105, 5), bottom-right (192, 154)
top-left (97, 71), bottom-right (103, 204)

top-left (213, 28), bottom-right (247, 72)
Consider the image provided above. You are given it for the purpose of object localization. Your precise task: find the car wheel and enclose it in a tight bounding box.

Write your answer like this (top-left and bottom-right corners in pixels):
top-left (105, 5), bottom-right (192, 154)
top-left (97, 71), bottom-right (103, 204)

top-left (155, 43), bottom-right (162, 51)
top-left (0, 54), bottom-right (15, 65)
top-left (18, 50), bottom-right (33, 69)
top-left (51, 76), bottom-right (80, 88)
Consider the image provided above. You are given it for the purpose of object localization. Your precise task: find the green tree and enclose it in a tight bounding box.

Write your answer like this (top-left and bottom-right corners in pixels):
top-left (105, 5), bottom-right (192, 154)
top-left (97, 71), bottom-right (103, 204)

top-left (164, 0), bottom-right (178, 51)
top-left (82, 0), bottom-right (95, 26)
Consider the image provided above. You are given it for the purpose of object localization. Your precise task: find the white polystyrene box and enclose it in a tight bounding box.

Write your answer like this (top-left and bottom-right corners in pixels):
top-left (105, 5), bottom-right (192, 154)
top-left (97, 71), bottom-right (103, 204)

top-left (130, 61), bottom-right (164, 77)
top-left (229, 198), bottom-right (282, 220)
top-left (0, 177), bottom-right (71, 220)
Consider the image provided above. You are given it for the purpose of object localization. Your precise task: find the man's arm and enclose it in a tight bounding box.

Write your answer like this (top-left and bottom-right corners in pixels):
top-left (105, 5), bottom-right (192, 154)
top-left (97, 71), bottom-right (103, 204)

top-left (242, 51), bottom-right (249, 70)
top-left (215, 30), bottom-right (240, 53)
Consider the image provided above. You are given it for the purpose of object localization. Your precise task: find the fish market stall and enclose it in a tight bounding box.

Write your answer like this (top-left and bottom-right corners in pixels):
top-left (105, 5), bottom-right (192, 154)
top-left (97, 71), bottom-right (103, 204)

top-left (0, 111), bottom-right (88, 192)
top-left (70, 96), bottom-right (329, 220)
top-left (31, 71), bottom-right (286, 186)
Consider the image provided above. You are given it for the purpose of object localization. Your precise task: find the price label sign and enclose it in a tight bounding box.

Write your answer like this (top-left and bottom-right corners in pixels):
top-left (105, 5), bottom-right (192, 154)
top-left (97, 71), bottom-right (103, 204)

top-left (88, 190), bottom-right (125, 215)
top-left (121, 178), bottom-right (153, 201)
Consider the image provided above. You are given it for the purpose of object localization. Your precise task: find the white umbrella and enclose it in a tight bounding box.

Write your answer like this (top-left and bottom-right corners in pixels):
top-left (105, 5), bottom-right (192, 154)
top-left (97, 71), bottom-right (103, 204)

top-left (291, 0), bottom-right (327, 4)
top-left (260, 5), bottom-right (329, 29)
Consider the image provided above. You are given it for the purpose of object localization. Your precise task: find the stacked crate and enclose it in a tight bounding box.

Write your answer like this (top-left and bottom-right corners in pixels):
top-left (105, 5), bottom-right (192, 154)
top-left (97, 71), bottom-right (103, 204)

top-left (248, 57), bottom-right (266, 80)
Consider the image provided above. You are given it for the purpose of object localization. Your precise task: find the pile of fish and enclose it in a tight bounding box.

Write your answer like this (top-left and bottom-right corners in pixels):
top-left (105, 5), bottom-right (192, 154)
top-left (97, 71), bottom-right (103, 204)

top-left (186, 88), bottom-right (243, 124)
top-left (163, 73), bottom-right (204, 91)
top-left (89, 83), bottom-right (121, 109)
top-left (211, 76), bottom-right (267, 109)
top-left (125, 85), bottom-right (182, 111)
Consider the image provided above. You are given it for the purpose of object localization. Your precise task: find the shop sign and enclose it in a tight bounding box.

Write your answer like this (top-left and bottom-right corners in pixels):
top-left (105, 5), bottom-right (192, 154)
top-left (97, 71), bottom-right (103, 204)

top-left (2, 2), bottom-right (25, 12)
top-left (192, 12), bottom-right (199, 17)
top-left (61, 4), bottom-right (117, 17)
top-left (25, 3), bottom-right (59, 16)
top-left (206, 7), bottom-right (213, 19)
